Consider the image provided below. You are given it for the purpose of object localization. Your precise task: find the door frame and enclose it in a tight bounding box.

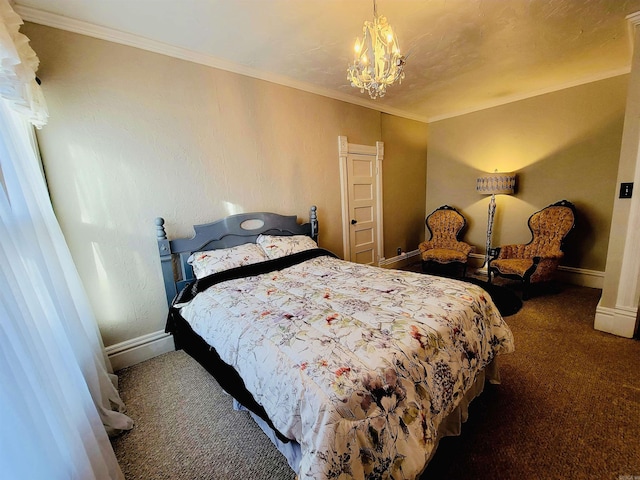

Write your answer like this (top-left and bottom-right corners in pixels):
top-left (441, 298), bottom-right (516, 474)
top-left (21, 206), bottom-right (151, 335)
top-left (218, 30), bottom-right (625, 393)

top-left (338, 135), bottom-right (384, 263)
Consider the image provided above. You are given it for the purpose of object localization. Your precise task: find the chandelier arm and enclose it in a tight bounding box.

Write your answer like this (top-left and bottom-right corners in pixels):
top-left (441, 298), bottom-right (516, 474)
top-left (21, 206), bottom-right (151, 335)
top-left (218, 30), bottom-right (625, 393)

top-left (347, 0), bottom-right (405, 99)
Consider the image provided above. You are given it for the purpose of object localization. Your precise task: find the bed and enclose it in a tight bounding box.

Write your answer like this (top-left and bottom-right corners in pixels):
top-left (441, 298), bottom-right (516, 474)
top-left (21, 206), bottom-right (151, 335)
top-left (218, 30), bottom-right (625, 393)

top-left (156, 206), bottom-right (514, 480)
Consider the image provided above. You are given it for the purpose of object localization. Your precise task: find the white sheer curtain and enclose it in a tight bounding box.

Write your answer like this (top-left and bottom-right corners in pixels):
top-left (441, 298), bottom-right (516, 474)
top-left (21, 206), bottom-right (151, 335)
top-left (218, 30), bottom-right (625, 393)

top-left (0, 1), bottom-right (132, 478)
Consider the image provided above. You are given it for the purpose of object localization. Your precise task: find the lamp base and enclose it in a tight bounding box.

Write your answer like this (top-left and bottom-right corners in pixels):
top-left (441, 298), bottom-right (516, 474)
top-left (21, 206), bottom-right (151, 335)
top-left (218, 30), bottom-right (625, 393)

top-left (475, 266), bottom-right (490, 279)
top-left (479, 193), bottom-right (497, 282)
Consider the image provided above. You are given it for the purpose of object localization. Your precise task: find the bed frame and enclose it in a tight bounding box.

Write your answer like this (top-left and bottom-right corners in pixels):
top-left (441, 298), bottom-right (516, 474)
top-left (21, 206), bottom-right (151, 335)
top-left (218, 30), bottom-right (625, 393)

top-left (155, 206), bottom-right (318, 306)
top-left (155, 205), bottom-right (508, 476)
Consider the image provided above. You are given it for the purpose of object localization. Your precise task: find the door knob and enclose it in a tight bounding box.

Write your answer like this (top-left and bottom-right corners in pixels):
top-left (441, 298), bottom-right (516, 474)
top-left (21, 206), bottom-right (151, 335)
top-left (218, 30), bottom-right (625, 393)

top-left (351, 219), bottom-right (357, 225)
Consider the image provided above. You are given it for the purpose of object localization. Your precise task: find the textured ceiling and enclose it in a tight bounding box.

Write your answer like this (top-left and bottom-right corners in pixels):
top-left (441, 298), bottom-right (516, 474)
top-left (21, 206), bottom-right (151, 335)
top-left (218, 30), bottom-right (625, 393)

top-left (13, 0), bottom-right (640, 122)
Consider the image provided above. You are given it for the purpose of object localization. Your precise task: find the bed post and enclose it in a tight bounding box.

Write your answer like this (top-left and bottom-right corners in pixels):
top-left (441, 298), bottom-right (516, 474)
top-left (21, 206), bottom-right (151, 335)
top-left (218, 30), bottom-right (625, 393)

top-left (156, 217), bottom-right (177, 306)
top-left (310, 205), bottom-right (318, 243)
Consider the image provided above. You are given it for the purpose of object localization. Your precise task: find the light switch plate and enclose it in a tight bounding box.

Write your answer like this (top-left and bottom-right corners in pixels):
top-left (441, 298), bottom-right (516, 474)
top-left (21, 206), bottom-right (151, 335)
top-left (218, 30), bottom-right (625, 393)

top-left (620, 182), bottom-right (633, 198)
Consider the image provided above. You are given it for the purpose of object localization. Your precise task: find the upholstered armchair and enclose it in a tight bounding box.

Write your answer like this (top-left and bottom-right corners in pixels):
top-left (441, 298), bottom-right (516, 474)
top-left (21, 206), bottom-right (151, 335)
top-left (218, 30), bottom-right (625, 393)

top-left (488, 200), bottom-right (576, 299)
top-left (419, 205), bottom-right (473, 277)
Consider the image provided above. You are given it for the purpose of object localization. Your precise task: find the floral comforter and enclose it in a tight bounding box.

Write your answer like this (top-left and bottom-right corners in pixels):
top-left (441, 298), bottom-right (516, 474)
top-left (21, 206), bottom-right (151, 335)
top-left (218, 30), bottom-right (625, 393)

top-left (178, 252), bottom-right (514, 479)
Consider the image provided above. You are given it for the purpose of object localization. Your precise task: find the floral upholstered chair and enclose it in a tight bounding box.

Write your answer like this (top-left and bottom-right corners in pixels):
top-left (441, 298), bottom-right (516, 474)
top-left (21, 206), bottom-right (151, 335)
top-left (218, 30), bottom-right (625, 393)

top-left (419, 205), bottom-right (472, 277)
top-left (488, 200), bottom-right (576, 299)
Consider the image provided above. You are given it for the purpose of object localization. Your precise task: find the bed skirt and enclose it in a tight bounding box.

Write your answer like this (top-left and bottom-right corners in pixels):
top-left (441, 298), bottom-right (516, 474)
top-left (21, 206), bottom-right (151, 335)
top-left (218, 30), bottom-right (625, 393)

top-left (234, 359), bottom-right (501, 476)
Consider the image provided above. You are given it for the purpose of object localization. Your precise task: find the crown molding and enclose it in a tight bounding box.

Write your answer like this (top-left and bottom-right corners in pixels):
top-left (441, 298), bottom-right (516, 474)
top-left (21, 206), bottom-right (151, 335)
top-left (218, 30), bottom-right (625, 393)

top-left (14, 4), bottom-right (430, 124)
top-left (626, 11), bottom-right (640, 54)
top-left (427, 67), bottom-right (631, 123)
top-left (15, 4), bottom-right (634, 125)
top-left (626, 11), bottom-right (640, 26)
top-left (429, 12), bottom-right (638, 122)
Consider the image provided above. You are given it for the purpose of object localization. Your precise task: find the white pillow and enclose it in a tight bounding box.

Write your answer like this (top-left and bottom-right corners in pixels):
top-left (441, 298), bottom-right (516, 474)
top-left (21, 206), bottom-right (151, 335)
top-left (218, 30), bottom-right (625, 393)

top-left (256, 234), bottom-right (318, 260)
top-left (187, 243), bottom-right (268, 279)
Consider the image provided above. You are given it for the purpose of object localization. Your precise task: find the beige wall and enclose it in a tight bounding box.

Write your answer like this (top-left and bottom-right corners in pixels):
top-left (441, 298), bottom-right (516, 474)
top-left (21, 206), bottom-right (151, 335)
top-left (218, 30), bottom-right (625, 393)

top-left (381, 114), bottom-right (429, 258)
top-left (24, 23), bottom-right (428, 347)
top-left (426, 75), bottom-right (628, 272)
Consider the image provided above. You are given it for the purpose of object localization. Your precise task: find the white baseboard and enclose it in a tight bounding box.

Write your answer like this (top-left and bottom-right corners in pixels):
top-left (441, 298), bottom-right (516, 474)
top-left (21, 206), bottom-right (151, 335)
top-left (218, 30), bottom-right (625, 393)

top-left (378, 249), bottom-right (420, 269)
top-left (556, 265), bottom-right (604, 289)
top-left (106, 330), bottom-right (175, 372)
top-left (594, 301), bottom-right (638, 338)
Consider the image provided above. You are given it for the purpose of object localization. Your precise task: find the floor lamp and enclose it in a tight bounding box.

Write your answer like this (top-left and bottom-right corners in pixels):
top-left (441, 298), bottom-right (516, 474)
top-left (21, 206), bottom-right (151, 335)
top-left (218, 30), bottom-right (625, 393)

top-left (476, 171), bottom-right (516, 269)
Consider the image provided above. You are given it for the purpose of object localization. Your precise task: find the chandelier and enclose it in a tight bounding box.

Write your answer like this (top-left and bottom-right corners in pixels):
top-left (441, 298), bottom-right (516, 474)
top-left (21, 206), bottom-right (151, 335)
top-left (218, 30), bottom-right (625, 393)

top-left (347, 0), bottom-right (406, 99)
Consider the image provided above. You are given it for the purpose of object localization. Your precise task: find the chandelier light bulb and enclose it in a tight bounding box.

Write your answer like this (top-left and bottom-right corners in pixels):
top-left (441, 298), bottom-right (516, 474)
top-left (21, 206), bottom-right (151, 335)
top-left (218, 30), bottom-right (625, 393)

top-left (347, 0), bottom-right (406, 99)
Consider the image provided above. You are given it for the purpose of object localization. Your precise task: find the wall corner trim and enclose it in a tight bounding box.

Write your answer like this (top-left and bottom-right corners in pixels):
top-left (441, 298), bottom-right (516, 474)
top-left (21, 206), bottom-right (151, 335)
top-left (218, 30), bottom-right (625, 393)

top-left (594, 300), bottom-right (637, 338)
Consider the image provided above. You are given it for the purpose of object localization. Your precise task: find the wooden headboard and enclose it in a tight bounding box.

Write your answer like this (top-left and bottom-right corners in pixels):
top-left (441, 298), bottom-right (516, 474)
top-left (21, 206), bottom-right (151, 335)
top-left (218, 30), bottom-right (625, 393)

top-left (156, 206), bottom-right (318, 306)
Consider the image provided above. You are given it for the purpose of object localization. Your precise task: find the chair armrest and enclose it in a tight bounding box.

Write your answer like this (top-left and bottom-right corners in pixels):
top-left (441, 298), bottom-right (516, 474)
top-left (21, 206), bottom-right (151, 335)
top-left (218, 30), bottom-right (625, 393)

top-left (457, 242), bottom-right (473, 256)
top-left (419, 241), bottom-right (435, 253)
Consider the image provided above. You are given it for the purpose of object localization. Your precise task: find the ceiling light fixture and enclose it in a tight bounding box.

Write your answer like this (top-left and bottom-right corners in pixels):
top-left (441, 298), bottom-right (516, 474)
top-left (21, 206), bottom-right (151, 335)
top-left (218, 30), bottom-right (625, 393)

top-left (347, 0), bottom-right (406, 99)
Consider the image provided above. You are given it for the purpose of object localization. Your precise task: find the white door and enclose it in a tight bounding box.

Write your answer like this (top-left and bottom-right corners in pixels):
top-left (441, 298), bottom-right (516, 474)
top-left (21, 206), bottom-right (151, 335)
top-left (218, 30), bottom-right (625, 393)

top-left (348, 153), bottom-right (377, 265)
top-left (338, 136), bottom-right (384, 265)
